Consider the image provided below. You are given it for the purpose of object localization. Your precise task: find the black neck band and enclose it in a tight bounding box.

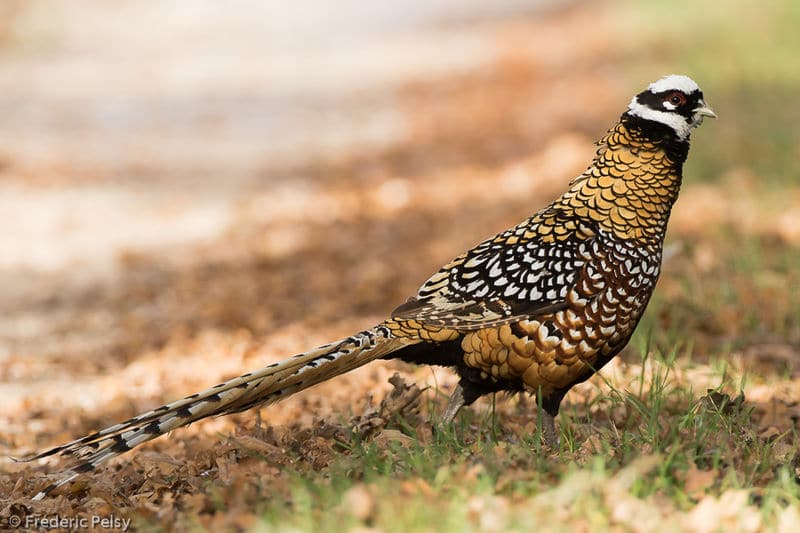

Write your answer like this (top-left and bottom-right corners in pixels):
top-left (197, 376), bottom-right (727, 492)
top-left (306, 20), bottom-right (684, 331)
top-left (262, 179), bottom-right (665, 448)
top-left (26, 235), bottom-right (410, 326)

top-left (620, 113), bottom-right (690, 165)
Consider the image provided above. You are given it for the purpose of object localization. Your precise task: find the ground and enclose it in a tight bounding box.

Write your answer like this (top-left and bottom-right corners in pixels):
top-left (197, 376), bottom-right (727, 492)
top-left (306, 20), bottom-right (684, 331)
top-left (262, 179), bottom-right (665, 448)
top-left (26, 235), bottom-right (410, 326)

top-left (1, 0), bottom-right (800, 531)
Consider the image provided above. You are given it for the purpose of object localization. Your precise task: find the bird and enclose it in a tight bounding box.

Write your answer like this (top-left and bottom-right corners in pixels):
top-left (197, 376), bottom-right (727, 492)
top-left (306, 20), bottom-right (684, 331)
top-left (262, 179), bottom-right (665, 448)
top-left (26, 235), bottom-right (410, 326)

top-left (26, 75), bottom-right (714, 500)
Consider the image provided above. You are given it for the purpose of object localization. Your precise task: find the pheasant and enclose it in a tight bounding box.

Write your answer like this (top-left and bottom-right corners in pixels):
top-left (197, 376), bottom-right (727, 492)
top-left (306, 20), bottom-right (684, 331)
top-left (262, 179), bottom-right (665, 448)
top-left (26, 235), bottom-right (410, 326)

top-left (27, 75), bottom-right (714, 499)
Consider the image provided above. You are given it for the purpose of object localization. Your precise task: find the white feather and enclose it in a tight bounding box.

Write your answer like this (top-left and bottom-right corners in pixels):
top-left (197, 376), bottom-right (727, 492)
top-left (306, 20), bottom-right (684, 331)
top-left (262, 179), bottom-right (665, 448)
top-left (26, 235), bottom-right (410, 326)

top-left (648, 74), bottom-right (700, 94)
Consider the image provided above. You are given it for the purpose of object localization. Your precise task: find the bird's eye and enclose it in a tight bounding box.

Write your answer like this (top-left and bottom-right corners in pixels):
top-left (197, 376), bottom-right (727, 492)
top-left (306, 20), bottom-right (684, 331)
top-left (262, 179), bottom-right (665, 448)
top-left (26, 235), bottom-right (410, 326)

top-left (666, 91), bottom-right (686, 106)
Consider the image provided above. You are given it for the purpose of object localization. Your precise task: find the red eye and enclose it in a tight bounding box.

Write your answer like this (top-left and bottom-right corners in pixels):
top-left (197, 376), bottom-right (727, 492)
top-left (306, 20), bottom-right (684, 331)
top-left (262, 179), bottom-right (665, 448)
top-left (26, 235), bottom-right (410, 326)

top-left (666, 91), bottom-right (686, 106)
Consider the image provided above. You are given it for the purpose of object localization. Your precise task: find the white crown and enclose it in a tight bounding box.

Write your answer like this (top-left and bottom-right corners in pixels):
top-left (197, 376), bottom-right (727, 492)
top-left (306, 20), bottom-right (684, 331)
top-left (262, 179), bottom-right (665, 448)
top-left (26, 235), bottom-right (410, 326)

top-left (648, 75), bottom-right (700, 94)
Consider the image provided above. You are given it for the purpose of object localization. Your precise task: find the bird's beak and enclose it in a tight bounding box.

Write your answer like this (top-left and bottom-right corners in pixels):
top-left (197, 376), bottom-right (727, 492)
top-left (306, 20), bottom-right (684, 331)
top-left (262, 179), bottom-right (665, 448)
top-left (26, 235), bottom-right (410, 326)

top-left (693, 101), bottom-right (717, 118)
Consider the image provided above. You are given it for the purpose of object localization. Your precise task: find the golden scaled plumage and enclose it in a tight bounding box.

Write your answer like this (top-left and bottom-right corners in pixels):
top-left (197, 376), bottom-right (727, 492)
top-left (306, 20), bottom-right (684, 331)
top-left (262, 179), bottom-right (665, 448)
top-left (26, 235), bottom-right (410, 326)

top-left (560, 123), bottom-right (681, 241)
top-left (384, 319), bottom-right (461, 343)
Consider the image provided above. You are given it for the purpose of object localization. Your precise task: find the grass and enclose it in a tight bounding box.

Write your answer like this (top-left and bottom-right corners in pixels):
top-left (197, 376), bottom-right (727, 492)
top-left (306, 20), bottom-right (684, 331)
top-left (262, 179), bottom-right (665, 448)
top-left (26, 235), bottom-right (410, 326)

top-left (226, 349), bottom-right (798, 532)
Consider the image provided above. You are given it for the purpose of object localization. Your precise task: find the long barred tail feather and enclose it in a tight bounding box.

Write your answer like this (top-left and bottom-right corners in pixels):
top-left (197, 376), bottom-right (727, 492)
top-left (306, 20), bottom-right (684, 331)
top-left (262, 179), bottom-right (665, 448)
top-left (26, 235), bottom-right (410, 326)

top-left (26, 324), bottom-right (410, 500)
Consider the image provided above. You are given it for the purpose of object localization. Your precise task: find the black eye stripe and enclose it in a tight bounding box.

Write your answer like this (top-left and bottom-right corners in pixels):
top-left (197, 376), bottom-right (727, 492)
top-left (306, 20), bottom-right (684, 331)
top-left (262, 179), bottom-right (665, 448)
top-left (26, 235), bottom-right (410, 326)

top-left (635, 88), bottom-right (702, 120)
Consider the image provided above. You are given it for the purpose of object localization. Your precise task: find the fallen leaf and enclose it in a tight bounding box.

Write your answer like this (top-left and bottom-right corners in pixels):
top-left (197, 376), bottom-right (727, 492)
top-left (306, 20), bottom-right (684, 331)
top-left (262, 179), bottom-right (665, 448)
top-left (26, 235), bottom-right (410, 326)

top-left (683, 464), bottom-right (716, 499)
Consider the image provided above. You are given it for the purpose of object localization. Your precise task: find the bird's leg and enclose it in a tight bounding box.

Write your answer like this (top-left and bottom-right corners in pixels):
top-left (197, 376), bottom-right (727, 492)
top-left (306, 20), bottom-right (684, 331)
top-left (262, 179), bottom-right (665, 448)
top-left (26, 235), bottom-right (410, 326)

top-left (441, 380), bottom-right (485, 425)
top-left (538, 408), bottom-right (559, 449)
top-left (442, 383), bottom-right (467, 424)
top-left (537, 388), bottom-right (566, 450)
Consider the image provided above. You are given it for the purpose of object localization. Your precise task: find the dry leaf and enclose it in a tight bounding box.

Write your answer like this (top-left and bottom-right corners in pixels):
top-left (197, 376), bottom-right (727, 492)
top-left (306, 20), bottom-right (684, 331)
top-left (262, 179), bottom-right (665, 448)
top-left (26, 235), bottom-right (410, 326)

top-left (683, 464), bottom-right (716, 499)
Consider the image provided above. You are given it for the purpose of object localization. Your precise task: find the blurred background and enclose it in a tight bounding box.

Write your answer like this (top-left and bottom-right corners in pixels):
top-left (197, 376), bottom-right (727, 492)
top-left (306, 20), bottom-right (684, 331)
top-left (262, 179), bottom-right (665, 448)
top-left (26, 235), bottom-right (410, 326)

top-left (1, 0), bottom-right (799, 490)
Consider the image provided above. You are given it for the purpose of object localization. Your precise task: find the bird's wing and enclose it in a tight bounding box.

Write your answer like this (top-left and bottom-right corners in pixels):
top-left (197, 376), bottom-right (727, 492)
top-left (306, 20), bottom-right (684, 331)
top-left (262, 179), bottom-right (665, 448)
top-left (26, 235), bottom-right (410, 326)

top-left (392, 209), bottom-right (599, 330)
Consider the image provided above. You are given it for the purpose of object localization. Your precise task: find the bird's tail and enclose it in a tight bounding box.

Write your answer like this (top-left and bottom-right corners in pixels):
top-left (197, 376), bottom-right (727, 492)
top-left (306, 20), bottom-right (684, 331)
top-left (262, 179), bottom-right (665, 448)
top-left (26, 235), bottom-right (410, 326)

top-left (26, 324), bottom-right (410, 500)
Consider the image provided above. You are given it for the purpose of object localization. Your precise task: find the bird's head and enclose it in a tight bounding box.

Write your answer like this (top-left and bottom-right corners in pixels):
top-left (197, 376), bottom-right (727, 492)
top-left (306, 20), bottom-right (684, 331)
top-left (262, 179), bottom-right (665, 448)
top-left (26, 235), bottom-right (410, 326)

top-left (626, 75), bottom-right (716, 140)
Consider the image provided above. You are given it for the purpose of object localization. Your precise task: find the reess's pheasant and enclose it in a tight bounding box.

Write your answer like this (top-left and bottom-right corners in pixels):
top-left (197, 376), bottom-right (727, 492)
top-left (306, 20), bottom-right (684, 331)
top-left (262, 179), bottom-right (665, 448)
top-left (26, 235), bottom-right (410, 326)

top-left (27, 74), bottom-right (715, 499)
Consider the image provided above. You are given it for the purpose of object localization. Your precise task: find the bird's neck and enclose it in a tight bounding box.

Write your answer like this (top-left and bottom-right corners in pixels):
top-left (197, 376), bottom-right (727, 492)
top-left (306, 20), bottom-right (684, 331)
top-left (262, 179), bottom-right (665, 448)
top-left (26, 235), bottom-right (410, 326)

top-left (558, 119), bottom-right (687, 242)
